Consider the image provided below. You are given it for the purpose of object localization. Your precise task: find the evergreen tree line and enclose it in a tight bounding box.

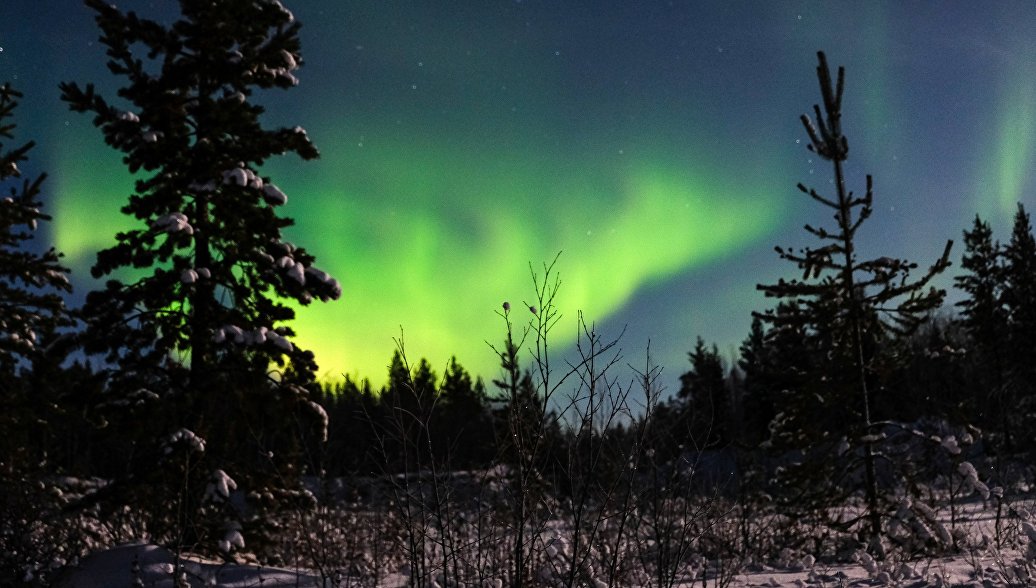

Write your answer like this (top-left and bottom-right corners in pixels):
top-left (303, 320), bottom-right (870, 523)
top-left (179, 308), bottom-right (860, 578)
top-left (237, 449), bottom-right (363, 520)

top-left (663, 204), bottom-right (1036, 463)
top-left (311, 352), bottom-right (498, 476)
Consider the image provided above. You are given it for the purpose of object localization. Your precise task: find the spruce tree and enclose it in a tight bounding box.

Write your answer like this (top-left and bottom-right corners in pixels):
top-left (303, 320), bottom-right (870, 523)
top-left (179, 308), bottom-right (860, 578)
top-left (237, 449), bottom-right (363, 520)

top-left (317, 375), bottom-right (379, 476)
top-left (1002, 203), bottom-right (1036, 448)
top-left (677, 337), bottom-right (729, 447)
top-left (59, 0), bottom-right (339, 550)
top-left (435, 357), bottom-right (492, 467)
top-left (737, 316), bottom-right (781, 446)
top-left (0, 84), bottom-right (73, 471)
top-left (756, 52), bottom-right (951, 544)
top-left (954, 215), bottom-right (1009, 445)
top-left (0, 84), bottom-right (76, 583)
top-left (378, 350), bottom-right (439, 473)
top-left (895, 316), bottom-right (969, 421)
top-left (0, 84), bottom-right (72, 380)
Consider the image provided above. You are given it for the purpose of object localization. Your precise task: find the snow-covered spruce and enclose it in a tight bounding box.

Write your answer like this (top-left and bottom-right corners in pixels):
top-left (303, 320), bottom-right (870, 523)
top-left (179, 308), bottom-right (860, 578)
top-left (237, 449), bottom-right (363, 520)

top-left (162, 428), bottom-right (206, 455)
top-left (887, 498), bottom-right (953, 550)
top-left (204, 469), bottom-right (238, 503)
top-left (0, 83), bottom-right (73, 375)
top-left (213, 324), bottom-right (294, 352)
top-left (188, 179), bottom-right (216, 193)
top-left (262, 183), bottom-right (288, 205)
top-left (218, 521), bottom-right (245, 555)
top-left (222, 165), bottom-right (264, 189)
top-left (286, 261), bottom-right (305, 285)
top-left (940, 434), bottom-right (962, 455)
top-left (267, 245), bottom-right (340, 298)
top-left (305, 266), bottom-right (342, 300)
top-left (213, 324), bottom-right (243, 344)
top-left (306, 399), bottom-right (329, 443)
top-left (151, 212), bottom-right (193, 235)
top-left (101, 387), bottom-right (159, 409)
top-left (957, 461), bottom-right (991, 500)
top-left (267, 330), bottom-right (294, 352)
top-left (58, 0), bottom-right (339, 561)
top-left (271, 0), bottom-right (295, 23)
top-left (278, 49), bottom-right (298, 71)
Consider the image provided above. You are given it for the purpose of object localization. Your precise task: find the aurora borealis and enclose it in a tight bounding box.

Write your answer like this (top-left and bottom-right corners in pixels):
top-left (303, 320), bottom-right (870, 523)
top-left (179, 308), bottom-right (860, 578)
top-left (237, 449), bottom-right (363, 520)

top-left (3, 2), bottom-right (1036, 387)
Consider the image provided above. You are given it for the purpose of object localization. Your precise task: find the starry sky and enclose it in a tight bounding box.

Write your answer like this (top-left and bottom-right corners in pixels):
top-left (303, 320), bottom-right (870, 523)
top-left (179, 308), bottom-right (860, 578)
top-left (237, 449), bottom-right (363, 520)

top-left (2, 1), bottom-right (1035, 390)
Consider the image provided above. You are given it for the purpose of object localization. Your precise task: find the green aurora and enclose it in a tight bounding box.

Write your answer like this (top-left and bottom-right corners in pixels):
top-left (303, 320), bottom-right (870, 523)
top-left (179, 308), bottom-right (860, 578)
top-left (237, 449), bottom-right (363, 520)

top-left (6, 1), bottom-right (1036, 386)
top-left (986, 75), bottom-right (1036, 218)
top-left (52, 127), bottom-right (785, 380)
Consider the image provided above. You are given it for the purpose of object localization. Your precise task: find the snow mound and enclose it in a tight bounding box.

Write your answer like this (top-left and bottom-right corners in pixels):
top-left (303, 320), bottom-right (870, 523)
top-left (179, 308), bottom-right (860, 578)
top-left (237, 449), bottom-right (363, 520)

top-left (53, 543), bottom-right (322, 587)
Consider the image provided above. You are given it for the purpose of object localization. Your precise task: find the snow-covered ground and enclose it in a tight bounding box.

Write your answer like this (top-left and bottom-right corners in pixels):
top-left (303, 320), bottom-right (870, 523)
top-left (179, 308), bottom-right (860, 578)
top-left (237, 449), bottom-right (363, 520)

top-left (53, 543), bottom-right (320, 587)
top-left (48, 542), bottom-right (1015, 587)
top-left (53, 500), bottom-right (1036, 587)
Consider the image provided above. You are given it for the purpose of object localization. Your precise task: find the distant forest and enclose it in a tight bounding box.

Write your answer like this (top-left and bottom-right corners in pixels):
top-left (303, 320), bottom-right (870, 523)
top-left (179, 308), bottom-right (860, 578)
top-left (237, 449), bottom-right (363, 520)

top-left (310, 200), bottom-right (1035, 480)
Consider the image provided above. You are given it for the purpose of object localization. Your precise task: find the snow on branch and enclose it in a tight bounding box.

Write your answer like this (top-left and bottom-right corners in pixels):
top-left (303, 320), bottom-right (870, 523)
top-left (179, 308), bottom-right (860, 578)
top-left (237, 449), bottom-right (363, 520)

top-left (162, 428), bottom-right (206, 455)
top-left (204, 469), bottom-right (238, 503)
top-left (151, 212), bottom-right (193, 235)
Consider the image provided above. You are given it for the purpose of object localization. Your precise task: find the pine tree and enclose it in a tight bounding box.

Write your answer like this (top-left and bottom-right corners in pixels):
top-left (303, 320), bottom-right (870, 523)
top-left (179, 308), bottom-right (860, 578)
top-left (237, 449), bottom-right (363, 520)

top-left (756, 52), bottom-right (951, 544)
top-left (59, 0), bottom-right (339, 550)
top-left (954, 215), bottom-right (1009, 444)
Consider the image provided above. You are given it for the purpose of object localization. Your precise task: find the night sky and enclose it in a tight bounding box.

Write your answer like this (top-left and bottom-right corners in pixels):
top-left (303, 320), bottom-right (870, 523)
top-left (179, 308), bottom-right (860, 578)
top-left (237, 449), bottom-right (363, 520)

top-left (3, 2), bottom-right (1036, 389)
